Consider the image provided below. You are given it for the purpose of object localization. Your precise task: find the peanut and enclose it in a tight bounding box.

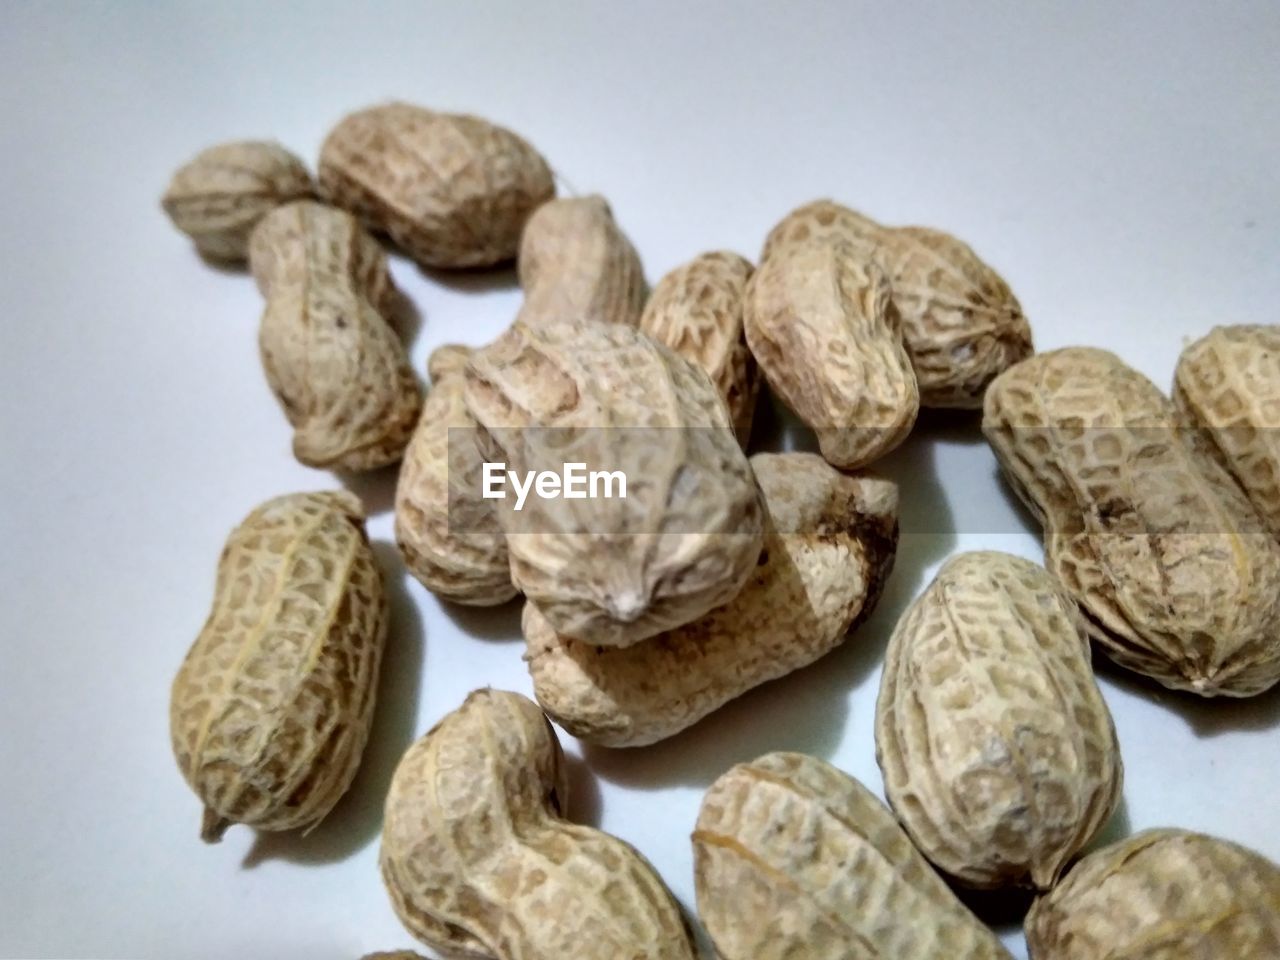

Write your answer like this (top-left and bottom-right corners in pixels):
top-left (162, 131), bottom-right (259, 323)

top-left (161, 140), bottom-right (314, 261)
top-left (394, 345), bottom-right (515, 606)
top-left (693, 752), bottom-right (1014, 960)
top-left (518, 195), bottom-right (646, 327)
top-left (983, 347), bottom-right (1280, 696)
top-left (640, 250), bottom-right (760, 443)
top-left (169, 491), bottom-right (387, 842)
top-left (1024, 829), bottom-right (1280, 959)
top-left (249, 200), bottom-right (422, 471)
top-left (1174, 323), bottom-right (1280, 540)
top-left (524, 452), bottom-right (897, 746)
top-left (318, 102), bottom-right (554, 269)
top-left (745, 238), bottom-right (919, 467)
top-left (762, 199), bottom-right (1031, 408)
top-left (463, 315), bottom-right (765, 647)
top-left (875, 550), bottom-right (1122, 891)
top-left (380, 689), bottom-right (697, 960)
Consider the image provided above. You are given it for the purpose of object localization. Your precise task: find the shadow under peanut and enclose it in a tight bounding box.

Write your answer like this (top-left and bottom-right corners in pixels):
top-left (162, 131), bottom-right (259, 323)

top-left (241, 540), bottom-right (425, 867)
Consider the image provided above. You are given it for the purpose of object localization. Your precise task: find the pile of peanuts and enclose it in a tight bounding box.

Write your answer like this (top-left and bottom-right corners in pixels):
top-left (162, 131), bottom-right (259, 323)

top-left (162, 102), bottom-right (1280, 959)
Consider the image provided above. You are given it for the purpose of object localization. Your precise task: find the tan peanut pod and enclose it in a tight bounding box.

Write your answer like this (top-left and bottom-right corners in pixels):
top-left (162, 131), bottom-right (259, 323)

top-left (464, 316), bottom-right (765, 647)
top-left (880, 225), bottom-right (1032, 408)
top-left (161, 140), bottom-right (315, 261)
top-left (517, 195), bottom-right (647, 327)
top-left (758, 198), bottom-right (881, 262)
top-left (250, 201), bottom-right (423, 471)
top-left (1174, 324), bottom-right (1280, 540)
top-left (693, 752), bottom-right (1014, 960)
top-left (170, 491), bottom-right (387, 842)
top-left (983, 347), bottom-right (1280, 696)
top-left (318, 102), bottom-right (555, 269)
top-left (1024, 829), bottom-right (1280, 959)
top-left (640, 251), bottom-right (760, 443)
top-left (875, 551), bottom-right (1122, 891)
top-left (745, 239), bottom-right (919, 468)
top-left (525, 452), bottom-right (897, 746)
top-left (394, 345), bottom-right (515, 605)
top-left (380, 689), bottom-right (697, 960)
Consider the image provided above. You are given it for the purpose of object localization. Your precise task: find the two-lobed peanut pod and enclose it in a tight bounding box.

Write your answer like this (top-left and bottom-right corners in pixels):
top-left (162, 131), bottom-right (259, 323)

top-left (1024, 829), bottom-right (1280, 959)
top-left (876, 550), bottom-right (1122, 890)
top-left (524, 452), bottom-right (897, 746)
top-left (983, 347), bottom-right (1280, 696)
top-left (394, 345), bottom-right (515, 605)
top-left (693, 752), bottom-right (1013, 960)
top-left (640, 250), bottom-right (760, 444)
top-left (249, 200), bottom-right (422, 471)
top-left (319, 102), bottom-right (555, 269)
top-left (380, 689), bottom-right (697, 960)
top-left (170, 491), bottom-right (387, 842)
top-left (463, 315), bottom-right (765, 647)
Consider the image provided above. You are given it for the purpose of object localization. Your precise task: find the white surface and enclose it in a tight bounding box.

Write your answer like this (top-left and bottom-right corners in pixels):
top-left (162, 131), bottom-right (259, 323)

top-left (1, 2), bottom-right (1278, 958)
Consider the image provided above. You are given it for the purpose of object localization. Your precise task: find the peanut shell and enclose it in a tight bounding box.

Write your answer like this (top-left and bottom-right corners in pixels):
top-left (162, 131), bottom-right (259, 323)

top-left (170, 491), bottom-right (387, 842)
top-left (525, 452), bottom-right (897, 746)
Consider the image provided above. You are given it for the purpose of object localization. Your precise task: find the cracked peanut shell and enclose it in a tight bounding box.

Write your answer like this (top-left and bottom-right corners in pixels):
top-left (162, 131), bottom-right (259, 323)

top-left (1024, 829), bottom-right (1280, 959)
top-left (525, 452), bottom-right (897, 746)
top-left (983, 347), bottom-right (1280, 697)
top-left (250, 200), bottom-right (422, 471)
top-left (170, 491), bottom-right (387, 842)
top-left (640, 250), bottom-right (760, 443)
top-left (694, 752), bottom-right (1013, 960)
top-left (319, 102), bottom-right (554, 269)
top-left (380, 689), bottom-right (697, 960)
top-left (464, 316), bottom-right (765, 647)
top-left (876, 550), bottom-right (1122, 891)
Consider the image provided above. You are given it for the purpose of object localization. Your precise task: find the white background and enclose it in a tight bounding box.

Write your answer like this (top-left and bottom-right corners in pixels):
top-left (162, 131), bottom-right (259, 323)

top-left (2, 2), bottom-right (1278, 958)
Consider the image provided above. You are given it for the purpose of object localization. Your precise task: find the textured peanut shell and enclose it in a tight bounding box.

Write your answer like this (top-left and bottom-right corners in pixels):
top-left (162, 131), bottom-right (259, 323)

top-left (745, 239), bottom-right (919, 468)
top-left (876, 551), bottom-right (1122, 891)
top-left (693, 752), bottom-right (1013, 960)
top-left (518, 195), bottom-right (646, 327)
top-left (319, 102), bottom-right (554, 269)
top-left (525, 452), bottom-right (897, 746)
top-left (162, 140), bottom-right (314, 261)
top-left (984, 347), bottom-right (1280, 696)
top-left (250, 201), bottom-right (422, 471)
top-left (1174, 324), bottom-right (1280, 540)
top-left (394, 345), bottom-right (514, 605)
top-left (1025, 829), bottom-right (1280, 959)
top-left (464, 316), bottom-right (765, 647)
top-left (380, 689), bottom-right (696, 960)
top-left (640, 251), bottom-right (760, 443)
top-left (170, 491), bottom-right (387, 842)
top-left (762, 200), bottom-right (1030, 407)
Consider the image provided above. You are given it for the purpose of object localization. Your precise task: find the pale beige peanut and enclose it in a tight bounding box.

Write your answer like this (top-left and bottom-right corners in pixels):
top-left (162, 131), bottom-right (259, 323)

top-left (1024, 829), bottom-right (1280, 959)
top-left (640, 250), bottom-right (760, 443)
top-left (162, 140), bottom-right (314, 261)
top-left (319, 102), bottom-right (554, 269)
top-left (394, 345), bottom-right (514, 605)
top-left (380, 689), bottom-right (697, 960)
top-left (250, 200), bottom-right (422, 471)
top-left (876, 550), bottom-right (1122, 891)
top-left (518, 195), bottom-right (646, 327)
top-left (694, 752), bottom-right (1013, 960)
top-left (525, 452), bottom-right (897, 746)
top-left (762, 199), bottom-right (1031, 408)
top-left (983, 347), bottom-right (1280, 696)
top-left (170, 491), bottom-right (387, 842)
top-left (464, 316), bottom-right (765, 647)
top-left (1174, 323), bottom-right (1280, 540)
top-left (745, 238), bottom-right (919, 468)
